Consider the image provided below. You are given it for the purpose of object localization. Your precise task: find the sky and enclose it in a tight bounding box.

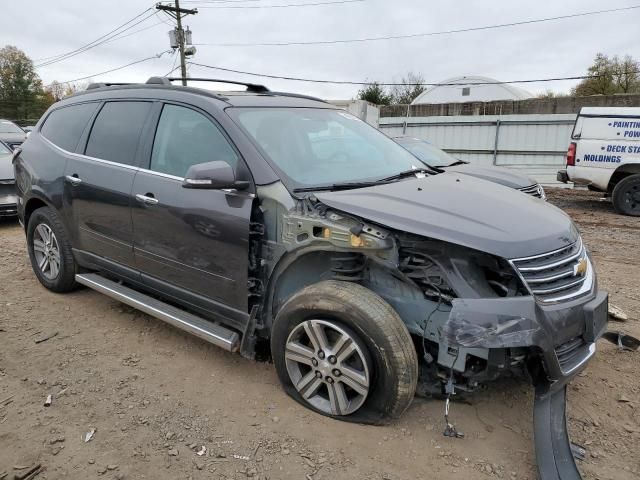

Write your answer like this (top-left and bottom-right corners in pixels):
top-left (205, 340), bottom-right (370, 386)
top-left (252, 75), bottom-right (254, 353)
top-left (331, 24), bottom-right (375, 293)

top-left (1, 0), bottom-right (639, 100)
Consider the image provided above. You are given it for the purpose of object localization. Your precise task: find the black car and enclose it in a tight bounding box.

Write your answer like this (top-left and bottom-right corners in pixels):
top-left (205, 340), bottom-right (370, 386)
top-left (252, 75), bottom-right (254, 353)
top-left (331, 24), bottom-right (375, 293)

top-left (13, 77), bottom-right (606, 477)
top-left (394, 136), bottom-right (546, 199)
top-left (0, 119), bottom-right (27, 150)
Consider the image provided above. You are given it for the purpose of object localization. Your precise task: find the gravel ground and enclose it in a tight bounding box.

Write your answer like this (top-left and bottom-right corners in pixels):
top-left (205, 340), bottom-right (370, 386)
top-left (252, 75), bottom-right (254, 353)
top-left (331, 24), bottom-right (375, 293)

top-left (0, 188), bottom-right (638, 480)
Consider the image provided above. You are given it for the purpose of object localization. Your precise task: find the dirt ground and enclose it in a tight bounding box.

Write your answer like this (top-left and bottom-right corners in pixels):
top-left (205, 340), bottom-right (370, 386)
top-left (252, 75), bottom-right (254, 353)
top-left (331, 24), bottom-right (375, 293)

top-left (0, 188), bottom-right (638, 480)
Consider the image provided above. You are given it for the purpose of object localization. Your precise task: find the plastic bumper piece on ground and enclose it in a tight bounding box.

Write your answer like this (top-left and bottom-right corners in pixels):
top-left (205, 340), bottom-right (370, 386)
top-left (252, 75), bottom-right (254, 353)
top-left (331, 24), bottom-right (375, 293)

top-left (534, 381), bottom-right (582, 480)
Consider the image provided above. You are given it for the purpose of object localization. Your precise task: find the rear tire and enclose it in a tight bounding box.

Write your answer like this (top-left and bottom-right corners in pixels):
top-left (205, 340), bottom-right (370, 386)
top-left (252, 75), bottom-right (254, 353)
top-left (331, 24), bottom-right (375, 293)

top-left (612, 174), bottom-right (640, 216)
top-left (271, 280), bottom-right (418, 424)
top-left (27, 207), bottom-right (78, 292)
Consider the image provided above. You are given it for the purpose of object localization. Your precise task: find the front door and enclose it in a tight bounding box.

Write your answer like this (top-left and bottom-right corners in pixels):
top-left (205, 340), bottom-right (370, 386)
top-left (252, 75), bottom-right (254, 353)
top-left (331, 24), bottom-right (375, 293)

top-left (131, 103), bottom-right (253, 326)
top-left (64, 101), bottom-right (154, 269)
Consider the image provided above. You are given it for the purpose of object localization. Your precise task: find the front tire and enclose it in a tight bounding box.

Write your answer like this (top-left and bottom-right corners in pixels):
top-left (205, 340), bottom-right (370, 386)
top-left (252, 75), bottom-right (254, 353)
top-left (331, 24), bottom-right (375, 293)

top-left (271, 280), bottom-right (418, 424)
top-left (27, 207), bottom-right (78, 292)
top-left (612, 174), bottom-right (640, 216)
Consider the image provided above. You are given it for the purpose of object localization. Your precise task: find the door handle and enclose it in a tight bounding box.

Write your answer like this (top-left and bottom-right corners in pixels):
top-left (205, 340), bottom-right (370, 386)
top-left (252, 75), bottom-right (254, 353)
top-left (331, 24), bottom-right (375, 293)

top-left (65, 175), bottom-right (82, 186)
top-left (135, 193), bottom-right (159, 205)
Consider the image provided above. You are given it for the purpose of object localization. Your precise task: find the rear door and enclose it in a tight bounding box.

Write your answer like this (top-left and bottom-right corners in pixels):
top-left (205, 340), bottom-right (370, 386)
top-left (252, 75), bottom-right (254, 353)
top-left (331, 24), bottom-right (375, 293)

top-left (63, 101), bottom-right (154, 271)
top-left (131, 103), bottom-right (253, 328)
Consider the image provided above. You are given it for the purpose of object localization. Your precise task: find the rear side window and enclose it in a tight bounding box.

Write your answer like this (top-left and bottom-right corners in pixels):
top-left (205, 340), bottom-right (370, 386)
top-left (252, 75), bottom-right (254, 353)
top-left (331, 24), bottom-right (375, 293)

top-left (85, 101), bottom-right (152, 166)
top-left (41, 103), bottom-right (98, 152)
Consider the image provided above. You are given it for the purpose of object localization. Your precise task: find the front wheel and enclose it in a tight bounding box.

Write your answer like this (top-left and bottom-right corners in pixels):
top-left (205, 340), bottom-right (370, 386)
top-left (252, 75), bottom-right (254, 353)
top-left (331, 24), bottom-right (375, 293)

top-left (612, 174), bottom-right (640, 216)
top-left (271, 280), bottom-right (418, 424)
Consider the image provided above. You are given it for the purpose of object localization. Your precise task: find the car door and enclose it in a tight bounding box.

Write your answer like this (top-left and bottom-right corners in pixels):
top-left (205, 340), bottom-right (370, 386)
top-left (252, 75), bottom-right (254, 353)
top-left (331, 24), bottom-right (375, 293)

top-left (131, 103), bottom-right (253, 328)
top-left (63, 100), bottom-right (154, 271)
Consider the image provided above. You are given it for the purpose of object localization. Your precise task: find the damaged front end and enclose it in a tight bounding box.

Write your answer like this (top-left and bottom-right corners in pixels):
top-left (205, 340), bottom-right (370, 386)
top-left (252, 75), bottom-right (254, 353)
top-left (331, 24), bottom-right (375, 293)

top-left (255, 185), bottom-right (608, 480)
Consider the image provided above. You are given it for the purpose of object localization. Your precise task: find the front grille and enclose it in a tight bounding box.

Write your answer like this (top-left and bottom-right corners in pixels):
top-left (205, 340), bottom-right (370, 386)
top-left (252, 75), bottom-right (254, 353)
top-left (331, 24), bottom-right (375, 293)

top-left (518, 183), bottom-right (544, 198)
top-left (510, 239), bottom-right (592, 303)
top-left (555, 336), bottom-right (588, 373)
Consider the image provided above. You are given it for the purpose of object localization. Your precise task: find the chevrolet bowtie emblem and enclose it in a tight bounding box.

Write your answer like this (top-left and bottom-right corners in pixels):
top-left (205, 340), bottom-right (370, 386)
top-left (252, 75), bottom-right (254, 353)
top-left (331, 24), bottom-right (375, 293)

top-left (573, 258), bottom-right (588, 277)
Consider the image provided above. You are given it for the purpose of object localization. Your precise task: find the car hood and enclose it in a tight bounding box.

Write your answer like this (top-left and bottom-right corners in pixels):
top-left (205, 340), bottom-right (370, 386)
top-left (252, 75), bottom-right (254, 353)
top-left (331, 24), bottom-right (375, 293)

top-left (0, 132), bottom-right (26, 144)
top-left (315, 173), bottom-right (578, 259)
top-left (0, 153), bottom-right (13, 180)
top-left (443, 164), bottom-right (537, 189)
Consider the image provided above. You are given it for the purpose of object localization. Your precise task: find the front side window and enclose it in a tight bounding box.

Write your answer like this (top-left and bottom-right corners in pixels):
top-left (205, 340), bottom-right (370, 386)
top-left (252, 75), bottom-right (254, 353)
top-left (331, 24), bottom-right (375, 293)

top-left (85, 101), bottom-right (152, 166)
top-left (40, 103), bottom-right (98, 152)
top-left (150, 104), bottom-right (238, 178)
top-left (229, 108), bottom-right (421, 188)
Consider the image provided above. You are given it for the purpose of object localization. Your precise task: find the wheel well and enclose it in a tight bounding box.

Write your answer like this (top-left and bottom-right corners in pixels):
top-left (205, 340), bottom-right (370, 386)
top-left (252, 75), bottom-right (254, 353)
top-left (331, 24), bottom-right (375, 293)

top-left (607, 164), bottom-right (640, 193)
top-left (24, 198), bottom-right (48, 228)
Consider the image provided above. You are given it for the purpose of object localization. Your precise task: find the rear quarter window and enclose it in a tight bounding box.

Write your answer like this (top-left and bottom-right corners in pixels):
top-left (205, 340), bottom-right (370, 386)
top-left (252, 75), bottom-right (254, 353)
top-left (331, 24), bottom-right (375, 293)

top-left (85, 101), bottom-right (152, 166)
top-left (40, 102), bottom-right (99, 152)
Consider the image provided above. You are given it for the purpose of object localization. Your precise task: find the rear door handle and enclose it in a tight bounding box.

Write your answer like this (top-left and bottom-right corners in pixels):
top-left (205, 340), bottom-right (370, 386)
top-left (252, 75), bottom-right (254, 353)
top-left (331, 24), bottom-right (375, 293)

top-left (65, 175), bottom-right (82, 186)
top-left (135, 193), bottom-right (159, 205)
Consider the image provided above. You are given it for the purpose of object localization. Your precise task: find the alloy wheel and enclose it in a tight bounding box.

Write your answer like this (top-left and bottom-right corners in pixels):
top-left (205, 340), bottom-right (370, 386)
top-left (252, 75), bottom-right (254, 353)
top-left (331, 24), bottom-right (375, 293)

top-left (284, 319), bottom-right (370, 416)
top-left (32, 223), bottom-right (61, 280)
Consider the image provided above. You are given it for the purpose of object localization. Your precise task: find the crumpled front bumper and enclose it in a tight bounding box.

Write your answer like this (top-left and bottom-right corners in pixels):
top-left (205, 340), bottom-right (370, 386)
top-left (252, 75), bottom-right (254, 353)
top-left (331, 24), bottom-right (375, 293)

top-left (442, 290), bottom-right (608, 382)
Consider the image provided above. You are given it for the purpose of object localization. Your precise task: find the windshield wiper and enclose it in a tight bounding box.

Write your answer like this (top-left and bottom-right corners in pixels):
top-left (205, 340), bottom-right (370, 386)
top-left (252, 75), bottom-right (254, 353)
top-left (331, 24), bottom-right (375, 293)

top-left (293, 181), bottom-right (382, 193)
top-left (444, 160), bottom-right (468, 167)
top-left (378, 167), bottom-right (434, 182)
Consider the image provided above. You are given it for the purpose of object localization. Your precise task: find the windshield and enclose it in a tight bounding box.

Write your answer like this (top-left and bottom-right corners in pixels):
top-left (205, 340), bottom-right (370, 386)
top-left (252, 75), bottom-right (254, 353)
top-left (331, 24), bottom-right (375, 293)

top-left (396, 139), bottom-right (459, 167)
top-left (229, 108), bottom-right (422, 188)
top-left (0, 121), bottom-right (24, 134)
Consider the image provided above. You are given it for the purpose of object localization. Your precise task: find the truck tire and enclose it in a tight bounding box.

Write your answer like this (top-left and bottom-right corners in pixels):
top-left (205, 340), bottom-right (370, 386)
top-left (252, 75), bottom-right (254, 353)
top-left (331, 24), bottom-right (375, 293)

top-left (271, 280), bottom-right (418, 424)
top-left (612, 174), bottom-right (640, 216)
top-left (26, 207), bottom-right (78, 293)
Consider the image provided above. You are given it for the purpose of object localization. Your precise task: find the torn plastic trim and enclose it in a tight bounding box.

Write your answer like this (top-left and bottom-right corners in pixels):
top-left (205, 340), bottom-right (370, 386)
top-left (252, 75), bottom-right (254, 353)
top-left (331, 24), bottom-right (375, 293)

top-left (442, 296), bottom-right (542, 349)
top-left (534, 382), bottom-right (582, 480)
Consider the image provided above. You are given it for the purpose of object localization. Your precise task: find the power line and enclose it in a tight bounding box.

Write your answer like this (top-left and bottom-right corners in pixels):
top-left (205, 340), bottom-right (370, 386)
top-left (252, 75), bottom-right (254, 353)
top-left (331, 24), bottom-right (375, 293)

top-left (44, 51), bottom-right (171, 88)
top-left (36, 9), bottom-right (156, 68)
top-left (187, 61), bottom-right (640, 87)
top-left (194, 4), bottom-right (640, 46)
top-left (193, 0), bottom-right (364, 8)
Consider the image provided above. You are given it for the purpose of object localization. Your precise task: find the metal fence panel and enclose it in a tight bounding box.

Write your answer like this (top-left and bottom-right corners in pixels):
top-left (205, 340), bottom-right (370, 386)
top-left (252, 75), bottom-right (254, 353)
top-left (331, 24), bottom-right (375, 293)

top-left (379, 114), bottom-right (577, 184)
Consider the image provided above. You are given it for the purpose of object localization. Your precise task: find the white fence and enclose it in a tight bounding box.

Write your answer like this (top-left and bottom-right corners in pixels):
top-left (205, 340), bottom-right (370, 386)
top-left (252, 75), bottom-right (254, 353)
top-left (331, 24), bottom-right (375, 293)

top-left (379, 114), bottom-right (577, 185)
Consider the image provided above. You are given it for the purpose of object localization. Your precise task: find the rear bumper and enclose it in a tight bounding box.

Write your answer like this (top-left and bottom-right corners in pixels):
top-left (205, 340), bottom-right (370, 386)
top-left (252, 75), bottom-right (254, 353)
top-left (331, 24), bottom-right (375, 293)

top-left (557, 169), bottom-right (569, 184)
top-left (443, 290), bottom-right (608, 383)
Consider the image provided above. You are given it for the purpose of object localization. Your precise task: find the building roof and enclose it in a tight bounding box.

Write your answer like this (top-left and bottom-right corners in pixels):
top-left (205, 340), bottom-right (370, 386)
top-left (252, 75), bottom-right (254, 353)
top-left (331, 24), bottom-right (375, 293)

top-left (411, 75), bottom-right (533, 105)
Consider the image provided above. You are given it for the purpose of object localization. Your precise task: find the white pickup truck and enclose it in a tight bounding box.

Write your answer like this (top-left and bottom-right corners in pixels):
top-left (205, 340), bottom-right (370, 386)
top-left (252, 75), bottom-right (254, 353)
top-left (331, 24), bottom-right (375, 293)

top-left (558, 106), bottom-right (640, 216)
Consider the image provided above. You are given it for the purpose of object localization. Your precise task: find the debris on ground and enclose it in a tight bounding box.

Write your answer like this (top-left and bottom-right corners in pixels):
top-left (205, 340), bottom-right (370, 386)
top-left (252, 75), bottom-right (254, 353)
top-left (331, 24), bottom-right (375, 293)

top-left (34, 331), bottom-right (58, 344)
top-left (196, 446), bottom-right (206, 456)
top-left (12, 464), bottom-right (42, 480)
top-left (83, 428), bottom-right (96, 443)
top-left (43, 394), bottom-right (52, 407)
top-left (602, 331), bottom-right (640, 351)
top-left (608, 304), bottom-right (629, 322)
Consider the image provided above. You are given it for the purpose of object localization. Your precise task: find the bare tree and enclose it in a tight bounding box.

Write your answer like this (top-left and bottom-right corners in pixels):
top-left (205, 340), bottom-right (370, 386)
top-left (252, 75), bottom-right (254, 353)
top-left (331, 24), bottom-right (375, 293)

top-left (389, 72), bottom-right (426, 104)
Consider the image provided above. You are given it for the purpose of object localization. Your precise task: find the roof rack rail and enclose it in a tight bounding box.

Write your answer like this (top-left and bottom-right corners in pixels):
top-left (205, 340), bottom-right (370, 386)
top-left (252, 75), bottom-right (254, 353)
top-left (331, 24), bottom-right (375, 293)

top-left (267, 91), bottom-right (327, 104)
top-left (164, 77), bottom-right (270, 93)
top-left (86, 82), bottom-right (134, 90)
top-left (145, 76), bottom-right (172, 85)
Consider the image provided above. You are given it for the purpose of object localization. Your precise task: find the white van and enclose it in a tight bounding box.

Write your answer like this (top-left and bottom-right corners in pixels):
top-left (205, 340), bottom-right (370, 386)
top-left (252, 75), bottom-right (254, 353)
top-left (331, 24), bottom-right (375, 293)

top-left (558, 107), bottom-right (640, 216)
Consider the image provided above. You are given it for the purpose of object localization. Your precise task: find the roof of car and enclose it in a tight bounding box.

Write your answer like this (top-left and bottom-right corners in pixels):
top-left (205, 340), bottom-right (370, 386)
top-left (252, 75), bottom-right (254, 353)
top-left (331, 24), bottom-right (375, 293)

top-left (68, 77), bottom-right (333, 109)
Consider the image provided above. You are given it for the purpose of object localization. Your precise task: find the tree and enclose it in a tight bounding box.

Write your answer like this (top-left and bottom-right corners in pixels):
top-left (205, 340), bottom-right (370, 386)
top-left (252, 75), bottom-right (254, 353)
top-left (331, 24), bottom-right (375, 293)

top-left (357, 82), bottom-right (393, 105)
top-left (0, 45), bottom-right (52, 121)
top-left (47, 81), bottom-right (66, 102)
top-left (572, 53), bottom-right (640, 96)
top-left (390, 72), bottom-right (426, 104)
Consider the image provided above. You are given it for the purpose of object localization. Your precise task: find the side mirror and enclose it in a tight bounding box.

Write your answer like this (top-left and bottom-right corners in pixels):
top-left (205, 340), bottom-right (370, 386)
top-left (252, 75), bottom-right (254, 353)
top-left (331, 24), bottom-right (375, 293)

top-left (182, 161), bottom-right (249, 190)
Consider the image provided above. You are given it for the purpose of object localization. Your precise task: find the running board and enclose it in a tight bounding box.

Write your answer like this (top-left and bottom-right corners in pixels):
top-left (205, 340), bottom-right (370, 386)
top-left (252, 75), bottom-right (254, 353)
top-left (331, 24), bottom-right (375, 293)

top-left (534, 383), bottom-right (582, 480)
top-left (76, 273), bottom-right (240, 352)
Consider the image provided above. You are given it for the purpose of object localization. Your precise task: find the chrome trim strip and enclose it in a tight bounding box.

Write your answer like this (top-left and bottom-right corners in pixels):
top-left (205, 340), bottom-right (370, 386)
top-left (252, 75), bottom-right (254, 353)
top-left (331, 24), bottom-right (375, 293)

top-left (557, 342), bottom-right (596, 376)
top-left (538, 258), bottom-right (594, 303)
top-left (511, 238), bottom-right (581, 263)
top-left (525, 269), bottom-right (574, 284)
top-left (515, 245), bottom-right (584, 273)
top-left (41, 135), bottom-right (140, 171)
top-left (76, 273), bottom-right (240, 352)
top-left (531, 276), bottom-right (586, 295)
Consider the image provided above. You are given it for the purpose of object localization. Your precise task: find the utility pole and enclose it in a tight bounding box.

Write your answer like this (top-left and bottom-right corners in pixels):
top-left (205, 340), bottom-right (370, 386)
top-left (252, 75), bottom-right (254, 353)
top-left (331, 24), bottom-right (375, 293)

top-left (156, 1), bottom-right (198, 86)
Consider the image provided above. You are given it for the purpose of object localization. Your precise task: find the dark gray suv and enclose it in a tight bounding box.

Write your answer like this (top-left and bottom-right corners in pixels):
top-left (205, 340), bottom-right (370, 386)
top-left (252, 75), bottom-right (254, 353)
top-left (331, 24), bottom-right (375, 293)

top-left (13, 77), bottom-right (607, 477)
